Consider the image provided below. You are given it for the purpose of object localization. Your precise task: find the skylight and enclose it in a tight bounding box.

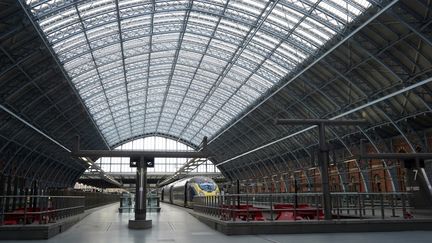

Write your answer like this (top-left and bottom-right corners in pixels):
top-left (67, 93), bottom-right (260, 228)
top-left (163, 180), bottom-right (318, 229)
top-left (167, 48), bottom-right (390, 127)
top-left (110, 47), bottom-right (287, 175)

top-left (25, 0), bottom-right (373, 147)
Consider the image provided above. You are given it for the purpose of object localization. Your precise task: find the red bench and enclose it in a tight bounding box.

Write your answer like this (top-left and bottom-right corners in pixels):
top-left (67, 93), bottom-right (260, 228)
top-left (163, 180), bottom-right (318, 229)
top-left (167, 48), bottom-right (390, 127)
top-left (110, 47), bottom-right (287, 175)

top-left (220, 204), bottom-right (265, 221)
top-left (3, 207), bottom-right (53, 225)
top-left (274, 203), bottom-right (324, 220)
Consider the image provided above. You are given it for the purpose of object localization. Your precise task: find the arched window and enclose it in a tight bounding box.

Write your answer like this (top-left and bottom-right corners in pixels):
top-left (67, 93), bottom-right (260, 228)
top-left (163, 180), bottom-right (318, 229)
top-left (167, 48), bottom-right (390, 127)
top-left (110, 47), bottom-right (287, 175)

top-left (374, 174), bottom-right (382, 192)
top-left (331, 178), bottom-right (338, 192)
top-left (350, 177), bottom-right (358, 192)
top-left (93, 136), bottom-right (219, 174)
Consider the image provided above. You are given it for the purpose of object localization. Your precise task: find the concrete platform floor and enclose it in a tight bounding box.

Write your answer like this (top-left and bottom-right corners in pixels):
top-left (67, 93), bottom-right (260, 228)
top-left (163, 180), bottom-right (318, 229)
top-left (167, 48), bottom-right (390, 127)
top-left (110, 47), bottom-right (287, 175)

top-left (2, 203), bottom-right (432, 243)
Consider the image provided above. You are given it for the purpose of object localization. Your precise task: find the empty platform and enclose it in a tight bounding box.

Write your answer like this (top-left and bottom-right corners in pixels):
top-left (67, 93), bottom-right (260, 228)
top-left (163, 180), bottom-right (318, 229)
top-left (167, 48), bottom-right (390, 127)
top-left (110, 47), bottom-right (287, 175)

top-left (1, 203), bottom-right (432, 243)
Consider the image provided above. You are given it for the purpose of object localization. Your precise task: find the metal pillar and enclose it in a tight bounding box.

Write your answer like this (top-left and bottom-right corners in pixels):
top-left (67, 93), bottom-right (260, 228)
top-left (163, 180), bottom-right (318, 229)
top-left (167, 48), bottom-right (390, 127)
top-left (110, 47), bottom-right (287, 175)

top-left (275, 118), bottom-right (367, 220)
top-left (135, 157), bottom-right (147, 220)
top-left (318, 124), bottom-right (332, 220)
top-left (294, 179), bottom-right (298, 208)
top-left (236, 179), bottom-right (240, 208)
top-left (128, 156), bottom-right (152, 229)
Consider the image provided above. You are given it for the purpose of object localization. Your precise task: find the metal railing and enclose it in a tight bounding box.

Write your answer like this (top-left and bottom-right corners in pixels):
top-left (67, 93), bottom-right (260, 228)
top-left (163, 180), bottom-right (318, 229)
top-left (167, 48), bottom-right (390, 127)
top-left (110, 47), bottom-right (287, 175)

top-left (50, 190), bottom-right (120, 209)
top-left (193, 192), bottom-right (413, 221)
top-left (0, 195), bottom-right (85, 225)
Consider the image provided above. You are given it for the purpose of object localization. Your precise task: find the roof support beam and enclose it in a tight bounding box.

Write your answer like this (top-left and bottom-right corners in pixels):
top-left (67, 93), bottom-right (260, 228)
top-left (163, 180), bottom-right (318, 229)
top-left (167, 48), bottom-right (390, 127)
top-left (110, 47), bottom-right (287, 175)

top-left (190, 0), bottom-right (321, 142)
top-left (72, 149), bottom-right (210, 158)
top-left (275, 119), bottom-right (368, 126)
top-left (0, 104), bottom-right (123, 187)
top-left (209, 0), bottom-right (400, 145)
top-left (74, 4), bottom-right (122, 142)
top-left (166, 0), bottom-right (231, 135)
top-left (17, 0), bottom-right (111, 150)
top-left (181, 0), bottom-right (280, 140)
top-left (142, 0), bottom-right (155, 136)
top-left (115, 0), bottom-right (133, 137)
top-left (216, 75), bottom-right (432, 167)
top-left (71, 136), bottom-right (211, 158)
top-left (0, 104), bottom-right (71, 152)
top-left (155, 0), bottom-right (193, 132)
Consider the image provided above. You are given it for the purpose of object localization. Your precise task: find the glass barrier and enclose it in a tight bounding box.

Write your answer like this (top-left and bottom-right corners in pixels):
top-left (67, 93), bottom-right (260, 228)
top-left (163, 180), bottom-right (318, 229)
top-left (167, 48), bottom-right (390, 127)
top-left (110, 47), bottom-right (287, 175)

top-left (118, 192), bottom-right (160, 213)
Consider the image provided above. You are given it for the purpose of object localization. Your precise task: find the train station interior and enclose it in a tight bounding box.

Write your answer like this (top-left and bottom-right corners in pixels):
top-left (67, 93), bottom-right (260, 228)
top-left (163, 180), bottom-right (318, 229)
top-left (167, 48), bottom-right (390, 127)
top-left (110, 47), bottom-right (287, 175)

top-left (1, 0), bottom-right (432, 241)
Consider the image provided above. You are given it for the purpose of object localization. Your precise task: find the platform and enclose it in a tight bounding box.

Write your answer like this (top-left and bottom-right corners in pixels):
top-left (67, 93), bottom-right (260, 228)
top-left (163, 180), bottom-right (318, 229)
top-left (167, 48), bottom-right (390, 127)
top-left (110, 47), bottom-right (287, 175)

top-left (0, 213), bottom-right (87, 240)
top-left (190, 210), bottom-right (432, 235)
top-left (0, 202), bottom-right (431, 243)
top-left (0, 203), bottom-right (117, 240)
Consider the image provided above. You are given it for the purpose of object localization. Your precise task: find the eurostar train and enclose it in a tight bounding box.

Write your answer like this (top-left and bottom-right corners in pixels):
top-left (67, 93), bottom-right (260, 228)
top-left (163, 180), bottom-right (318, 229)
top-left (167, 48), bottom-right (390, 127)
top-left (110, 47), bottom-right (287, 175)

top-left (161, 176), bottom-right (219, 207)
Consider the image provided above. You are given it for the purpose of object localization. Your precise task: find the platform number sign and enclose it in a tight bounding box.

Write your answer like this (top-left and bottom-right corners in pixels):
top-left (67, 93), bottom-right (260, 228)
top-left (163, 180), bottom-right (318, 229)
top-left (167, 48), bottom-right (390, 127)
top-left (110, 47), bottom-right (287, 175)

top-left (130, 156), bottom-right (155, 168)
top-left (130, 156), bottom-right (139, 167)
top-left (145, 157), bottom-right (155, 168)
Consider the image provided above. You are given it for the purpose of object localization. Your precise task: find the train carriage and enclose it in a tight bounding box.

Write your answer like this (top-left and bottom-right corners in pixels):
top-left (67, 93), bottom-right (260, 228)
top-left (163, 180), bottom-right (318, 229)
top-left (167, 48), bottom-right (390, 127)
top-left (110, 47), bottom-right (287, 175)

top-left (160, 176), bottom-right (219, 208)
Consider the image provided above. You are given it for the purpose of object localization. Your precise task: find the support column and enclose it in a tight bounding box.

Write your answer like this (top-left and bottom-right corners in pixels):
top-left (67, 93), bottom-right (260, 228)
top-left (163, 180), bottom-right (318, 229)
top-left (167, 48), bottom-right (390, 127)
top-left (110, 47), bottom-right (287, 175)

top-left (128, 156), bottom-right (152, 229)
top-left (236, 179), bottom-right (240, 208)
top-left (275, 118), bottom-right (367, 220)
top-left (318, 123), bottom-right (332, 220)
top-left (135, 157), bottom-right (147, 220)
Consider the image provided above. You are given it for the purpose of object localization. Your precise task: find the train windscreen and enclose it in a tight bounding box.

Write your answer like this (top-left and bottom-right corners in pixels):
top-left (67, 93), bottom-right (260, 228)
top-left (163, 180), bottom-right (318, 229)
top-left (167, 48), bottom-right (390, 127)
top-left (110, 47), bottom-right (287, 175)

top-left (194, 177), bottom-right (217, 192)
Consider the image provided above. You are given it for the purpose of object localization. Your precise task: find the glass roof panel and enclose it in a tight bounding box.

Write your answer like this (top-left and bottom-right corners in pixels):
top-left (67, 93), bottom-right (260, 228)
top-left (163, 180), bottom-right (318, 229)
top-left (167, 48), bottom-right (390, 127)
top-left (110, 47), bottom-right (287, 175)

top-left (25, 0), bottom-right (374, 147)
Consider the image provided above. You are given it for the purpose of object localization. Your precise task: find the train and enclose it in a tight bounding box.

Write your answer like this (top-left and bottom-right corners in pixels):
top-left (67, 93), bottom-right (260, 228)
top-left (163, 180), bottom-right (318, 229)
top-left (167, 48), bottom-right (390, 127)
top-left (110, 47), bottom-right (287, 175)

top-left (160, 176), bottom-right (219, 207)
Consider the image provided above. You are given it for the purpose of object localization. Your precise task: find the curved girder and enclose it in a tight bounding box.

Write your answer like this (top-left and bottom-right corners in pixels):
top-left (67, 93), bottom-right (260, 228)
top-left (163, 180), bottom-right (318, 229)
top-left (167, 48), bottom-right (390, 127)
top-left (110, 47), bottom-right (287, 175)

top-left (4, 0), bottom-right (432, 191)
top-left (209, 0), bottom-right (432, 190)
top-left (110, 131), bottom-right (199, 149)
top-left (0, 1), bottom-right (107, 188)
top-left (23, 0), bottom-right (374, 146)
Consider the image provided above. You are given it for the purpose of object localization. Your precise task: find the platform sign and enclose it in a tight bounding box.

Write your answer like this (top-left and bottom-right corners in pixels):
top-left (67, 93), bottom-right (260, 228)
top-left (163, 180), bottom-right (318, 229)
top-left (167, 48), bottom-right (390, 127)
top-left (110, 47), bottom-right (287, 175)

top-left (130, 156), bottom-right (154, 168)
top-left (130, 156), bottom-right (139, 167)
top-left (145, 158), bottom-right (155, 168)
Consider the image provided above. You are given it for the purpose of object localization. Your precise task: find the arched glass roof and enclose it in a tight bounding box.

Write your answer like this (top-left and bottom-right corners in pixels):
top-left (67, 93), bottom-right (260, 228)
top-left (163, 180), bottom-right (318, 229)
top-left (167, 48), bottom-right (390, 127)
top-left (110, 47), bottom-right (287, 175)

top-left (24, 0), bottom-right (373, 147)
